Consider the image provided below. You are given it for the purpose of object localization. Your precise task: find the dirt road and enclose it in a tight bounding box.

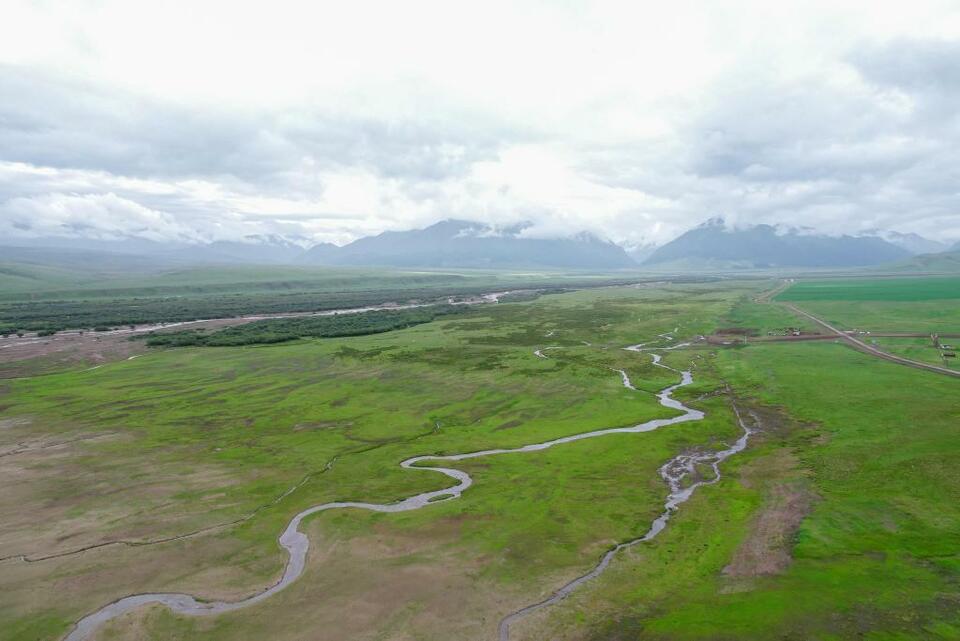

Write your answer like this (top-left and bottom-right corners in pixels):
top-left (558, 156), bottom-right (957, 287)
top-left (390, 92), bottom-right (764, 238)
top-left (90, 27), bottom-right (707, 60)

top-left (784, 304), bottom-right (960, 379)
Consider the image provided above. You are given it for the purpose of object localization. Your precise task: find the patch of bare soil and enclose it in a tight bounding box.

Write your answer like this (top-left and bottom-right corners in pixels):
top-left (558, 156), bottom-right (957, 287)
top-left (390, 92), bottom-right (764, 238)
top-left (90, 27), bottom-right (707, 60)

top-left (0, 429), bottom-right (113, 459)
top-left (0, 427), bottom-right (249, 561)
top-left (713, 327), bottom-right (757, 336)
top-left (721, 403), bottom-right (817, 578)
top-left (0, 416), bottom-right (32, 430)
top-left (294, 420), bottom-right (353, 431)
top-left (2, 519), bottom-right (269, 638)
top-left (91, 515), bottom-right (526, 641)
top-left (0, 317), bottom-right (253, 379)
top-left (0, 332), bottom-right (146, 378)
top-left (723, 480), bottom-right (814, 577)
top-left (744, 404), bottom-right (817, 440)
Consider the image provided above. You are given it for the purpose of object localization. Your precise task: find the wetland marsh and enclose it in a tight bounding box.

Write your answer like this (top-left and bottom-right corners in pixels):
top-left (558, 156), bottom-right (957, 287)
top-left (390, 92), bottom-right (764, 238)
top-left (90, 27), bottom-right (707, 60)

top-left (2, 279), bottom-right (958, 641)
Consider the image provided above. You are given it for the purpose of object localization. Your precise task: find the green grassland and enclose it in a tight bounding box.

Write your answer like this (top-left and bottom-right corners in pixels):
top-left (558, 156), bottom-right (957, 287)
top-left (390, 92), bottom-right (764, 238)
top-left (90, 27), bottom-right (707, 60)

top-left (870, 336), bottom-right (958, 369)
top-left (721, 293), bottom-right (818, 335)
top-left (0, 282), bottom-right (747, 640)
top-left (2, 280), bottom-right (958, 641)
top-left (0, 263), bottom-right (478, 299)
top-left (526, 338), bottom-right (960, 640)
top-left (0, 262), bottom-right (96, 295)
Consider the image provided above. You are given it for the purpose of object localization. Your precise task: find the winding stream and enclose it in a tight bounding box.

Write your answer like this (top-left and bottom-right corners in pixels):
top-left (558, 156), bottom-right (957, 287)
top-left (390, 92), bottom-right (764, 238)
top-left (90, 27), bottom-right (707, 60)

top-left (498, 345), bottom-right (753, 640)
top-left (64, 335), bottom-right (751, 641)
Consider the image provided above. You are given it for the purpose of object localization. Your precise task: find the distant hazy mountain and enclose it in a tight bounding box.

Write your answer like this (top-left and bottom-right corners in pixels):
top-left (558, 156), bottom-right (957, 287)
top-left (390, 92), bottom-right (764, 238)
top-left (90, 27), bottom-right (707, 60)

top-left (644, 218), bottom-right (912, 268)
top-left (167, 236), bottom-right (306, 264)
top-left (1, 235), bottom-right (308, 267)
top-left (298, 242), bottom-right (340, 264)
top-left (861, 230), bottom-right (949, 255)
top-left (2, 235), bottom-right (179, 256)
top-left (299, 219), bottom-right (635, 269)
top-left (9, 220), bottom-right (940, 272)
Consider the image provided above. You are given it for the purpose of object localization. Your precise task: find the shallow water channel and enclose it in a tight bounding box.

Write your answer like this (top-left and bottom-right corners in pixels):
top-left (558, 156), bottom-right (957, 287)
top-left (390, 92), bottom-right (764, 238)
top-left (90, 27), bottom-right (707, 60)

top-left (65, 336), bottom-right (752, 641)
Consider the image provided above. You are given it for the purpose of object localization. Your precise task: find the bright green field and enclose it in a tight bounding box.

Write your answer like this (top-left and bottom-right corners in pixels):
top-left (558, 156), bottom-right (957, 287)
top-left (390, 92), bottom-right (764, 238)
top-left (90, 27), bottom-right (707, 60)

top-left (784, 299), bottom-right (960, 333)
top-left (2, 281), bottom-right (958, 641)
top-left (776, 276), bottom-right (960, 333)
top-left (776, 276), bottom-right (960, 302)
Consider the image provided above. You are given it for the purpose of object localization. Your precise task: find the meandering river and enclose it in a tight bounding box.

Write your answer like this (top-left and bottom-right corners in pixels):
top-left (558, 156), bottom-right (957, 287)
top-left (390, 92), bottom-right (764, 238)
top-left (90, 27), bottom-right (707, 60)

top-left (64, 335), bottom-right (752, 641)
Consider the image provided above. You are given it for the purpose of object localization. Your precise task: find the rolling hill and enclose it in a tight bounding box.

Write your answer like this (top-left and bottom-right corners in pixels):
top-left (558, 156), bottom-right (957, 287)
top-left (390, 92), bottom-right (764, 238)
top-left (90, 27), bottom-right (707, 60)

top-left (888, 249), bottom-right (960, 273)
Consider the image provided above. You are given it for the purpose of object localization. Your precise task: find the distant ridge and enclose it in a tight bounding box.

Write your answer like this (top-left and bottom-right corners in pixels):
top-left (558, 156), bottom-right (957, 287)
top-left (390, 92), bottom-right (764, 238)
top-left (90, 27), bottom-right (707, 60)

top-left (861, 230), bottom-right (950, 255)
top-left (3, 219), bottom-right (947, 271)
top-left (0, 235), bottom-right (306, 267)
top-left (643, 218), bottom-right (911, 268)
top-left (298, 219), bottom-right (635, 269)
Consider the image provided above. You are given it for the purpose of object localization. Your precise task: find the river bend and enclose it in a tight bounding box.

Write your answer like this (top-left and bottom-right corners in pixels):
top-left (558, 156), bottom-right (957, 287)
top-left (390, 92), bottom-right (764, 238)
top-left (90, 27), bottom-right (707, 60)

top-left (65, 335), bottom-right (749, 641)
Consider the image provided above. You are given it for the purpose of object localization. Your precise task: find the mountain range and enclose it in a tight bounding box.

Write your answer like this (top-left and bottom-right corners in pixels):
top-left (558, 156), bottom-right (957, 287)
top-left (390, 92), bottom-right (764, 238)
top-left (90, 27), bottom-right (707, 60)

top-left (2, 218), bottom-right (956, 271)
top-left (642, 218), bottom-right (914, 268)
top-left (0, 234), bottom-right (306, 266)
top-left (861, 230), bottom-right (950, 255)
top-left (298, 220), bottom-right (634, 269)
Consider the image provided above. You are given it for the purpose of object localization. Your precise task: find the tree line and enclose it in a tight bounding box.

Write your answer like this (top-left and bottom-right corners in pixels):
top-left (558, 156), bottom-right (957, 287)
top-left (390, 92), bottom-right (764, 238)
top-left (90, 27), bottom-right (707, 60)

top-left (144, 305), bottom-right (469, 347)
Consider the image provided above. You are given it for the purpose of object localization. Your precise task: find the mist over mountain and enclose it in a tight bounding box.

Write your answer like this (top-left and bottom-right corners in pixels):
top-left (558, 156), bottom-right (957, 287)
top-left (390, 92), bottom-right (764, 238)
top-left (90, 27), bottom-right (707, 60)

top-left (861, 230), bottom-right (950, 255)
top-left (298, 220), bottom-right (635, 269)
top-left (170, 237), bottom-right (306, 265)
top-left (643, 218), bottom-right (912, 268)
top-left (1, 221), bottom-right (634, 270)
top-left (1, 234), bottom-right (308, 267)
top-left (623, 242), bottom-right (658, 264)
top-left (5, 218), bottom-right (953, 272)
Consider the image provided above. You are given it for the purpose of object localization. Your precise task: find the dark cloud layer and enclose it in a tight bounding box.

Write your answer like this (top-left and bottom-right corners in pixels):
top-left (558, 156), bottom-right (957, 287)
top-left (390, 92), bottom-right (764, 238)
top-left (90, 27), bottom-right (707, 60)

top-left (0, 66), bottom-right (514, 185)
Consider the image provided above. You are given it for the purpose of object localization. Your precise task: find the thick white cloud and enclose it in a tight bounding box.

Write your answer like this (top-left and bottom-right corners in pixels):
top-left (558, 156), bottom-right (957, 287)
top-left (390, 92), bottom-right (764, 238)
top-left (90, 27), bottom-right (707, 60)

top-left (1, 0), bottom-right (959, 246)
top-left (3, 192), bottom-right (198, 242)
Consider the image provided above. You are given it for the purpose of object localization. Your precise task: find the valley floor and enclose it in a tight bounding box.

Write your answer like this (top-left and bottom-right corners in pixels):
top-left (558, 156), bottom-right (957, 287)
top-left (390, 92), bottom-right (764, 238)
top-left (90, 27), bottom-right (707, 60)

top-left (1, 280), bottom-right (958, 641)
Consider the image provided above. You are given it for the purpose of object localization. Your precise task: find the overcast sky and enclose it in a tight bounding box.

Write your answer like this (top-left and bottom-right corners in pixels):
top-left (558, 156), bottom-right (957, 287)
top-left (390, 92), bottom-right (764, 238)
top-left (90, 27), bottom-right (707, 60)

top-left (2, 0), bottom-right (959, 247)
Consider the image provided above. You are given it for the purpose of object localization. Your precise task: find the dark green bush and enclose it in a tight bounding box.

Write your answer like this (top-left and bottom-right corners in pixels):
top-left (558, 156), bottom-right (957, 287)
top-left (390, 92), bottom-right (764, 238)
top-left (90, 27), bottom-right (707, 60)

top-left (146, 305), bottom-right (469, 347)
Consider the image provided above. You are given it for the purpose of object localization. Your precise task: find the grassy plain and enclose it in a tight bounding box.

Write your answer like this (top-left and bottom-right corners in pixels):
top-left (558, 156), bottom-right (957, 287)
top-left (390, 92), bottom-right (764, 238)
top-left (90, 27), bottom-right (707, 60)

top-left (0, 282), bottom-right (746, 641)
top-left (2, 279), bottom-right (958, 641)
